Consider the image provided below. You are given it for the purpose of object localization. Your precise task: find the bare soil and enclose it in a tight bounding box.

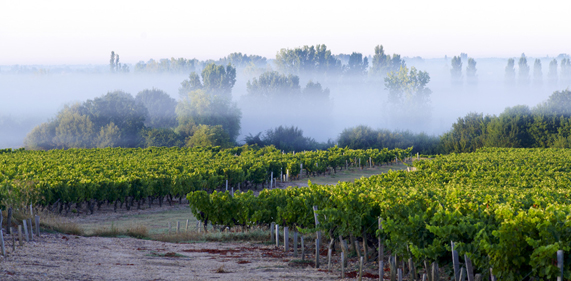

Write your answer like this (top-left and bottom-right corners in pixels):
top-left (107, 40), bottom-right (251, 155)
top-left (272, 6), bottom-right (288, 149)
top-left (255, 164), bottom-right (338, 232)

top-left (0, 233), bottom-right (339, 280)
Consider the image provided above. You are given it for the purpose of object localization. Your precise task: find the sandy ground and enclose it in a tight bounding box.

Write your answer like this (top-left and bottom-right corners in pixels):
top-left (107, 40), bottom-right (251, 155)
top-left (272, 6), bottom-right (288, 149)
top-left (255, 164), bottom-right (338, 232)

top-left (0, 233), bottom-right (340, 281)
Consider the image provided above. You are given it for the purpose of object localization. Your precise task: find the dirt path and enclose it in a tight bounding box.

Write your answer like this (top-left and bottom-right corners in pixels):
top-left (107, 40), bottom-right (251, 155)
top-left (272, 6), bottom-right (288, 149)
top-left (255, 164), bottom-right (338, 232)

top-left (0, 233), bottom-right (336, 280)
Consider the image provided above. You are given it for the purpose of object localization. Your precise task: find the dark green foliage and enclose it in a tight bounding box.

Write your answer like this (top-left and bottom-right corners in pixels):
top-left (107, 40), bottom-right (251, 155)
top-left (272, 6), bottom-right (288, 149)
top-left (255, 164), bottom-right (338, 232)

top-left (337, 125), bottom-right (441, 155)
top-left (186, 125), bottom-right (233, 148)
top-left (141, 128), bottom-right (184, 147)
top-left (135, 88), bottom-right (177, 128)
top-left (81, 91), bottom-right (148, 147)
top-left (176, 89), bottom-right (241, 142)
top-left (25, 91), bottom-right (149, 149)
top-left (440, 90), bottom-right (571, 153)
top-left (244, 126), bottom-right (332, 152)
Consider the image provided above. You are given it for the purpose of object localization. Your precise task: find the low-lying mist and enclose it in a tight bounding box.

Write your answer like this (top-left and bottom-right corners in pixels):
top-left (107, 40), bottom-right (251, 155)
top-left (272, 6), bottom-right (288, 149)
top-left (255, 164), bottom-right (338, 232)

top-left (1, 50), bottom-right (570, 149)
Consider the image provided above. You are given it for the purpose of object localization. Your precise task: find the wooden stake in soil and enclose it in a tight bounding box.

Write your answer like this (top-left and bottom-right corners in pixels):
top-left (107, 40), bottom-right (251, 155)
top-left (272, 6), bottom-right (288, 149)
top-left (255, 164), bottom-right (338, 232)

top-left (197, 221), bottom-right (201, 233)
top-left (315, 238), bottom-right (320, 268)
top-left (168, 222), bottom-right (171, 234)
top-left (301, 236), bottom-right (305, 260)
top-left (284, 227), bottom-right (289, 252)
top-left (10, 227), bottom-right (15, 252)
top-left (6, 207), bottom-right (12, 234)
top-left (185, 219), bottom-right (189, 232)
top-left (275, 224), bottom-right (279, 247)
top-left (35, 215), bottom-right (40, 237)
top-left (270, 222), bottom-right (275, 242)
top-left (489, 268), bottom-right (496, 281)
top-left (358, 256), bottom-right (364, 281)
top-left (379, 218), bottom-right (384, 281)
top-left (557, 250), bottom-right (564, 281)
top-left (339, 235), bottom-right (348, 267)
top-left (225, 180), bottom-right (228, 191)
top-left (452, 241), bottom-right (460, 281)
top-left (328, 248), bottom-right (332, 270)
top-left (18, 225), bottom-right (23, 246)
top-left (341, 253), bottom-right (345, 278)
top-left (270, 172), bottom-right (273, 188)
top-left (23, 223), bottom-right (29, 243)
top-left (409, 258), bottom-right (416, 281)
top-left (0, 229), bottom-right (6, 256)
top-left (28, 218), bottom-right (33, 240)
top-left (465, 254), bottom-right (475, 281)
top-left (176, 221), bottom-right (180, 234)
top-left (398, 268), bottom-right (403, 281)
top-left (293, 231), bottom-right (298, 257)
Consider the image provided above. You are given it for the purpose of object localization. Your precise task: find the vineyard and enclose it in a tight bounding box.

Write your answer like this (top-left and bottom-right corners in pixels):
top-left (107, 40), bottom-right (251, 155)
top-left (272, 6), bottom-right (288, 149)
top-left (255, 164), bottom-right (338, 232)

top-left (0, 145), bottom-right (410, 213)
top-left (188, 148), bottom-right (571, 280)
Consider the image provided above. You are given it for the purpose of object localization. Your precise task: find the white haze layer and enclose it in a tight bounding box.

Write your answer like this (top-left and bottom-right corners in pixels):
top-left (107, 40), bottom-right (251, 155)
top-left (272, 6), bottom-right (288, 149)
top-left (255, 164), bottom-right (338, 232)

top-left (1, 57), bottom-right (570, 148)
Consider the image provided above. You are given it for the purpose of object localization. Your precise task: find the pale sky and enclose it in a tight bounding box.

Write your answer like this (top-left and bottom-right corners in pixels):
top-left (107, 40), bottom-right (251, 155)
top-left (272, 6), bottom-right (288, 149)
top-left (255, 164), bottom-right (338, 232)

top-left (1, 0), bottom-right (570, 65)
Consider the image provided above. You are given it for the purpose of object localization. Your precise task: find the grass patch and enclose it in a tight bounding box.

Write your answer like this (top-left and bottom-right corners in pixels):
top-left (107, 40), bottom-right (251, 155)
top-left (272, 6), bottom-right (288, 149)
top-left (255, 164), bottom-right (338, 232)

top-left (35, 210), bottom-right (83, 235)
top-left (89, 222), bottom-right (149, 239)
top-left (152, 228), bottom-right (270, 243)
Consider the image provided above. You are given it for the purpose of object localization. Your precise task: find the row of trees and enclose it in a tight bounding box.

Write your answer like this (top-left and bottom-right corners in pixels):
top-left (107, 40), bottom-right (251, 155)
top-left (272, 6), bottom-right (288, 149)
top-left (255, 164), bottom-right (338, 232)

top-left (109, 51), bottom-right (129, 73)
top-left (504, 54), bottom-right (571, 86)
top-left (450, 55), bottom-right (477, 85)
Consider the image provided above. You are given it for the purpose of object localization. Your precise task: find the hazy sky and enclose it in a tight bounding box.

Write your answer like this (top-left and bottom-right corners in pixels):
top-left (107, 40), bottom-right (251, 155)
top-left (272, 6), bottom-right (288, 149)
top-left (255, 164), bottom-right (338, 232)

top-left (1, 0), bottom-right (570, 65)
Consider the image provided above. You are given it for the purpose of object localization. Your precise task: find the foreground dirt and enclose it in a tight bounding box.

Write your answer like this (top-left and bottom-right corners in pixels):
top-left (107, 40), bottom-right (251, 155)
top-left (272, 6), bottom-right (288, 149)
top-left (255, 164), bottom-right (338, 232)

top-left (0, 233), bottom-right (337, 281)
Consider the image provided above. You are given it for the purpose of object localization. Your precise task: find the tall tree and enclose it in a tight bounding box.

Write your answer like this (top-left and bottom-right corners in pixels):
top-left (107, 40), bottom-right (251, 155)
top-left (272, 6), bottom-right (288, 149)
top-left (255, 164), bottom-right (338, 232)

top-left (518, 53), bottom-right (530, 85)
top-left (346, 52), bottom-right (368, 76)
top-left (246, 71), bottom-right (300, 99)
top-left (533, 59), bottom-right (542, 86)
top-left (274, 44), bottom-right (342, 76)
top-left (178, 63), bottom-right (236, 98)
top-left (135, 89), bottom-right (177, 128)
top-left (385, 66), bottom-right (431, 105)
top-left (115, 54), bottom-right (120, 72)
top-left (466, 58), bottom-right (477, 86)
top-left (562, 58), bottom-right (571, 86)
top-left (110, 51), bottom-right (116, 72)
top-left (548, 59), bottom-right (558, 85)
top-left (370, 45), bottom-right (405, 76)
top-left (505, 58), bottom-right (516, 85)
top-left (176, 89), bottom-right (241, 142)
top-left (450, 56), bottom-right (463, 85)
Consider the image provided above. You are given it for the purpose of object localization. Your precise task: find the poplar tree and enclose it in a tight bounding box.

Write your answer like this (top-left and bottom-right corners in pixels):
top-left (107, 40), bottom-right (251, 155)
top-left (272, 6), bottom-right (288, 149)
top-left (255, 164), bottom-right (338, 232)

top-left (505, 58), bottom-right (516, 85)
top-left (466, 58), bottom-right (477, 86)
top-left (518, 53), bottom-right (530, 85)
top-left (110, 51), bottom-right (116, 72)
top-left (450, 56), bottom-right (462, 85)
top-left (548, 59), bottom-right (558, 85)
top-left (533, 59), bottom-right (542, 86)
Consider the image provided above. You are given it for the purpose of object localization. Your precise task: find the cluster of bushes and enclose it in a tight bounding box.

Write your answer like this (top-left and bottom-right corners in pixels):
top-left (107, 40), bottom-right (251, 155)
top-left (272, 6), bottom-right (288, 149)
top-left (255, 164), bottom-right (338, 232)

top-left (441, 90), bottom-right (571, 153)
top-left (337, 125), bottom-right (441, 155)
top-left (244, 126), bottom-right (333, 152)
